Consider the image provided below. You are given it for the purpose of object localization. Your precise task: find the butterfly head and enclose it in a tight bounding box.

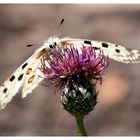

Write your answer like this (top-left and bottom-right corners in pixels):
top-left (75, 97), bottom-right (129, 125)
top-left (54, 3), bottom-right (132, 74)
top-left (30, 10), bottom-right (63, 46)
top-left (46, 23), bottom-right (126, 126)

top-left (46, 36), bottom-right (60, 49)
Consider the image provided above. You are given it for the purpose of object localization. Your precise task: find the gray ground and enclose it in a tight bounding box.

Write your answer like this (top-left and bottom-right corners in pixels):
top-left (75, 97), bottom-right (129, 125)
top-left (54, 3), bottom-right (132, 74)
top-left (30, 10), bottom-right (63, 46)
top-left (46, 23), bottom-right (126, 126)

top-left (0, 4), bottom-right (140, 136)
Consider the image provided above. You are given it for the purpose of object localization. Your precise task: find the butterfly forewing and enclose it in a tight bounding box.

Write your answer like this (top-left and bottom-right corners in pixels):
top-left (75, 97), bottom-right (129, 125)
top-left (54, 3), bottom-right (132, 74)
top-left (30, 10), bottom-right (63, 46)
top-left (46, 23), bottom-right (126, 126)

top-left (0, 45), bottom-right (48, 110)
top-left (60, 38), bottom-right (140, 64)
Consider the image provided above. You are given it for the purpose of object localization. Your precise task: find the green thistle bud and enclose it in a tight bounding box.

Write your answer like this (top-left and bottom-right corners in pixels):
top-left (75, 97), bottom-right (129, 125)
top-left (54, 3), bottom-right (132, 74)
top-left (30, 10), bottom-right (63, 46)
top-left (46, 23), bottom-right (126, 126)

top-left (60, 73), bottom-right (98, 117)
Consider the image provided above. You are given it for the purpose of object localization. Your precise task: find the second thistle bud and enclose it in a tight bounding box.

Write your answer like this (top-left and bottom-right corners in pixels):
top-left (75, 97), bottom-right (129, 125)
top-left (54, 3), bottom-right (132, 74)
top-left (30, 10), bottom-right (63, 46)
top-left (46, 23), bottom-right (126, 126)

top-left (60, 73), bottom-right (97, 117)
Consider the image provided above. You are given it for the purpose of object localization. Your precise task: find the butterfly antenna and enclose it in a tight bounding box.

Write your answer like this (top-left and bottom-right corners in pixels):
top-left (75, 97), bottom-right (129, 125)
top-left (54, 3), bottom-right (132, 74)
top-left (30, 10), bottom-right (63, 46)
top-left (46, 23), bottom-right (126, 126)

top-left (27, 19), bottom-right (64, 47)
top-left (54, 18), bottom-right (64, 35)
top-left (26, 44), bottom-right (35, 47)
top-left (26, 42), bottom-right (43, 48)
top-left (52, 19), bottom-right (64, 42)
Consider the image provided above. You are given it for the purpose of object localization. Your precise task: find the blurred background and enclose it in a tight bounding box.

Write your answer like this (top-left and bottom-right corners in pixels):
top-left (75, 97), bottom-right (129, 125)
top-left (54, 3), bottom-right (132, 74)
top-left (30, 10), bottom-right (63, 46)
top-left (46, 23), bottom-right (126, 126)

top-left (0, 4), bottom-right (140, 136)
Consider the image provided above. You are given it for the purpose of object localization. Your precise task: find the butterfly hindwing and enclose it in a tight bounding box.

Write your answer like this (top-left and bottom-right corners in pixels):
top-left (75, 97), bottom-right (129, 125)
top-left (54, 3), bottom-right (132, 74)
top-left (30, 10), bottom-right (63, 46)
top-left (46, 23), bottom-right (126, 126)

top-left (22, 57), bottom-right (44, 98)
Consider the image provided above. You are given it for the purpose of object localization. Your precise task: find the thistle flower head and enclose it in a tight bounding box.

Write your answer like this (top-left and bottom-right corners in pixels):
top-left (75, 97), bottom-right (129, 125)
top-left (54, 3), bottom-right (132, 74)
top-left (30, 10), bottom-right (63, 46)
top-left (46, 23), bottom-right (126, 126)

top-left (41, 46), bottom-right (109, 87)
top-left (40, 45), bottom-right (109, 117)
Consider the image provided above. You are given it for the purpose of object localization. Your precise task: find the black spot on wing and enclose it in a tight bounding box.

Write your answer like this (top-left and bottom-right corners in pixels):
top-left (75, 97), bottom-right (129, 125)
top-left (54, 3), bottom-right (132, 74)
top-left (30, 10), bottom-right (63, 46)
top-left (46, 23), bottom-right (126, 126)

top-left (115, 49), bottom-right (120, 53)
top-left (102, 43), bottom-right (108, 48)
top-left (3, 88), bottom-right (7, 93)
top-left (18, 74), bottom-right (24, 81)
top-left (94, 47), bottom-right (99, 50)
top-left (84, 40), bottom-right (92, 45)
top-left (10, 75), bottom-right (15, 81)
top-left (22, 63), bottom-right (28, 69)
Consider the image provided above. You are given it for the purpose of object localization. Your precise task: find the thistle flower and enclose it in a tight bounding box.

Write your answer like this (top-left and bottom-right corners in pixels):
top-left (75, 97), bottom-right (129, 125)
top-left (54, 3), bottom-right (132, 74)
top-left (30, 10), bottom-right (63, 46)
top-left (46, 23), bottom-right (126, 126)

top-left (40, 45), bottom-right (109, 136)
top-left (41, 46), bottom-right (109, 116)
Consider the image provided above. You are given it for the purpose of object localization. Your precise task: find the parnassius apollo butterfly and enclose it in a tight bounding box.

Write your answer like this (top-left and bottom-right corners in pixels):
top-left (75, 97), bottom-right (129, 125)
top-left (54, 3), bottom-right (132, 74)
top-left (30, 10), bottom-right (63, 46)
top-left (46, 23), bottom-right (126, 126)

top-left (0, 36), bottom-right (140, 110)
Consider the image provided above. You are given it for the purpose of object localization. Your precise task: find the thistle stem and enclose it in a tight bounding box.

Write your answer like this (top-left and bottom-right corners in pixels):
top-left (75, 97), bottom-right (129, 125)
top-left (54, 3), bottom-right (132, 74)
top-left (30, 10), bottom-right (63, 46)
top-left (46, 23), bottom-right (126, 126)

top-left (75, 115), bottom-right (88, 136)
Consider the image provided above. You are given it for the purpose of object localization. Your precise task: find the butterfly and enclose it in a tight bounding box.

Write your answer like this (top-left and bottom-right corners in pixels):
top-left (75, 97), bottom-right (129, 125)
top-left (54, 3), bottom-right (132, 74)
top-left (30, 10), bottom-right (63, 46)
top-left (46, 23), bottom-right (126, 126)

top-left (0, 36), bottom-right (140, 110)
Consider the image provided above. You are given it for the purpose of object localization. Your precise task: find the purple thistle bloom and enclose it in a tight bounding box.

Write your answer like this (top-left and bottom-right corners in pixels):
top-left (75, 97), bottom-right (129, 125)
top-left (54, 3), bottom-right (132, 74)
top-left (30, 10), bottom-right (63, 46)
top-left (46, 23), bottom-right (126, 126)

top-left (40, 46), bottom-right (109, 87)
top-left (40, 45), bottom-right (110, 117)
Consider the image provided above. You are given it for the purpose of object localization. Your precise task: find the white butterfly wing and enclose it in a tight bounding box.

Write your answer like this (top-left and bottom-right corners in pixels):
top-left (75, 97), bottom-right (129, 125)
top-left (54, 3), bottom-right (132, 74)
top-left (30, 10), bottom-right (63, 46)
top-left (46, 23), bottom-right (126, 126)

top-left (0, 45), bottom-right (48, 110)
top-left (60, 38), bottom-right (140, 64)
top-left (91, 40), bottom-right (140, 64)
top-left (22, 58), bottom-right (44, 98)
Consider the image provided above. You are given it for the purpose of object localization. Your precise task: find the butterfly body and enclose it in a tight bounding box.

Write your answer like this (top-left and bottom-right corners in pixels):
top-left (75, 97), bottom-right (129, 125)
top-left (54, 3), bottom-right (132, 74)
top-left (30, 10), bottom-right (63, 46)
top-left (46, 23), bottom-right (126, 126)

top-left (0, 36), bottom-right (140, 110)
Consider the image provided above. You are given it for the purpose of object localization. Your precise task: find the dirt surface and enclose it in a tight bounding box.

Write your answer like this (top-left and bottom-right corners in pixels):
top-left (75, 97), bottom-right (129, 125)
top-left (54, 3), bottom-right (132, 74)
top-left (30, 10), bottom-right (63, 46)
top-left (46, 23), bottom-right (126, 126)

top-left (0, 4), bottom-right (140, 136)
